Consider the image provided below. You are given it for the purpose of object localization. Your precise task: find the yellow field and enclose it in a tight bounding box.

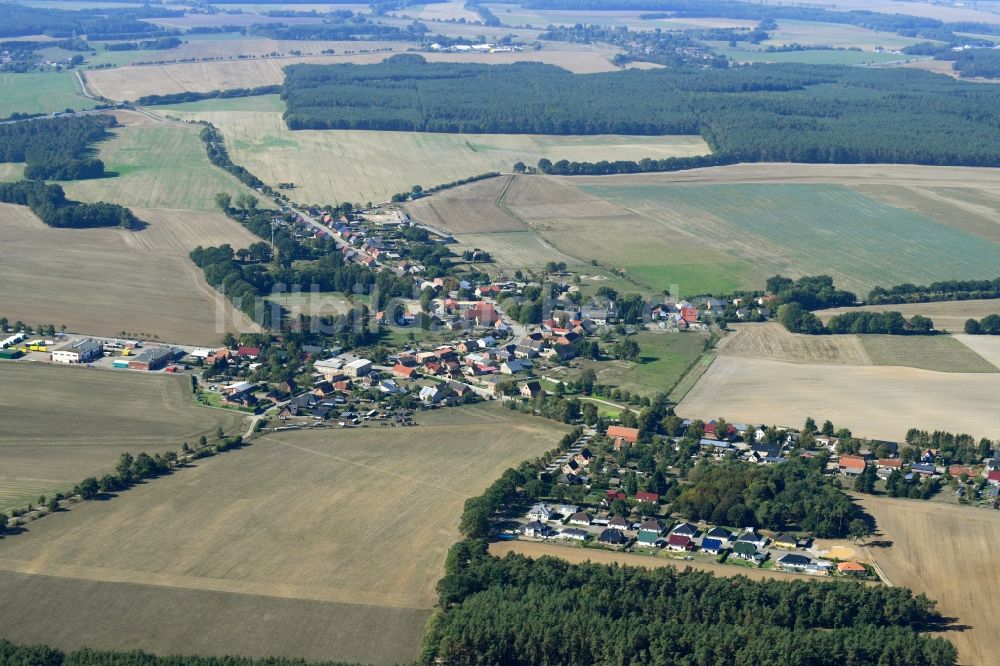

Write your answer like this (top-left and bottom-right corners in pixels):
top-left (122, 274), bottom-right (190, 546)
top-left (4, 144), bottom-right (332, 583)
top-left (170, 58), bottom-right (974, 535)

top-left (856, 494), bottom-right (1000, 666)
top-left (719, 323), bottom-right (872, 365)
top-left (0, 363), bottom-right (246, 511)
top-left (0, 203), bottom-right (259, 345)
top-left (756, 0), bottom-right (1000, 24)
top-left (678, 355), bottom-right (1000, 440)
top-left (156, 99), bottom-right (708, 205)
top-left (0, 404), bottom-right (567, 664)
top-left (86, 44), bottom-right (622, 101)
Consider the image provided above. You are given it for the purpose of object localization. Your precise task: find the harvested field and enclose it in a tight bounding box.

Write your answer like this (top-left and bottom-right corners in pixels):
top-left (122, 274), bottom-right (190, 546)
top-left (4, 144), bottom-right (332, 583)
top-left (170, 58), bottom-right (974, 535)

top-left (756, 0), bottom-right (1000, 24)
top-left (0, 405), bottom-right (567, 664)
top-left (61, 112), bottom-right (263, 211)
top-left (764, 19), bottom-right (929, 50)
top-left (954, 334), bottom-right (1000, 370)
top-left (0, 203), bottom-right (259, 345)
top-left (856, 494), bottom-right (1000, 666)
top-left (115, 36), bottom-right (413, 64)
top-left (87, 45), bottom-right (621, 101)
top-left (678, 355), bottom-right (1000, 440)
top-left (818, 299), bottom-right (1000, 332)
top-left (860, 335), bottom-right (999, 374)
top-left (154, 101), bottom-right (707, 205)
top-left (491, 541), bottom-right (819, 584)
top-left (719, 323), bottom-right (872, 365)
top-left (406, 0), bottom-right (480, 22)
top-left (0, 363), bottom-right (245, 512)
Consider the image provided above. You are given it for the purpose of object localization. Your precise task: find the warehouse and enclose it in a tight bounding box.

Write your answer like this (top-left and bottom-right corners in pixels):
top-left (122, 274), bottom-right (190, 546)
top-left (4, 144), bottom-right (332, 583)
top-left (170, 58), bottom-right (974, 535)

top-left (128, 346), bottom-right (174, 371)
top-left (51, 339), bottom-right (103, 364)
top-left (344, 358), bottom-right (372, 378)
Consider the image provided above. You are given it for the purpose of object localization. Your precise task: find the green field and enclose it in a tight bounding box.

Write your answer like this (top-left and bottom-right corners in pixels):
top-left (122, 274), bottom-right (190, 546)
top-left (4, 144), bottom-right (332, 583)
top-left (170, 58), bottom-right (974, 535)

top-left (0, 71), bottom-right (98, 119)
top-left (860, 335), bottom-right (999, 373)
top-left (583, 331), bottom-right (710, 397)
top-left (61, 116), bottom-right (263, 211)
top-left (583, 182), bottom-right (1000, 295)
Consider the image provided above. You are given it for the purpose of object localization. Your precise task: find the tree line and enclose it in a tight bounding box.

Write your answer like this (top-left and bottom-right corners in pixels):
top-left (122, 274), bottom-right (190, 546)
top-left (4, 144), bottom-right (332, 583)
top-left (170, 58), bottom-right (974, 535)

top-left (136, 85), bottom-right (282, 106)
top-left (0, 114), bottom-right (116, 181)
top-left (423, 539), bottom-right (956, 665)
top-left (282, 56), bottom-right (1000, 168)
top-left (0, 3), bottom-right (178, 39)
top-left (0, 181), bottom-right (138, 229)
top-left (868, 278), bottom-right (1000, 304)
top-left (965, 315), bottom-right (1000, 335)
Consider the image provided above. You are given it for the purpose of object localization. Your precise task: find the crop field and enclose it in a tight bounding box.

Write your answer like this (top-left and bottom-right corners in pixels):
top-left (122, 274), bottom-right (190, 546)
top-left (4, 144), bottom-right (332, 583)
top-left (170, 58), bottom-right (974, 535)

top-left (0, 363), bottom-right (245, 512)
top-left (763, 19), bottom-right (930, 50)
top-left (0, 71), bottom-right (97, 118)
top-left (713, 47), bottom-right (915, 65)
top-left (859, 335), bottom-right (998, 374)
top-left (954, 334), bottom-right (1000, 370)
top-left (156, 98), bottom-right (707, 205)
top-left (756, 0), bottom-right (1000, 24)
top-left (60, 112), bottom-right (262, 211)
top-left (0, 404), bottom-right (567, 664)
top-left (719, 323), bottom-right (872, 365)
top-left (0, 203), bottom-right (259, 345)
top-left (87, 44), bottom-right (621, 101)
top-left (817, 299), bottom-right (1000, 332)
top-left (678, 355), bottom-right (1000, 440)
top-left (485, 5), bottom-right (753, 30)
top-left (856, 494), bottom-right (1000, 666)
top-left (398, 0), bottom-right (481, 22)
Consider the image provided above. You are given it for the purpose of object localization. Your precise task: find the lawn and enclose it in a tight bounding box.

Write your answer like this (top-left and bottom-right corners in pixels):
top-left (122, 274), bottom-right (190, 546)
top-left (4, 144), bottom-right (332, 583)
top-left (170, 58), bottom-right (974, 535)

top-left (588, 331), bottom-right (710, 397)
top-left (0, 71), bottom-right (97, 119)
top-left (0, 362), bottom-right (246, 511)
top-left (0, 404), bottom-right (567, 664)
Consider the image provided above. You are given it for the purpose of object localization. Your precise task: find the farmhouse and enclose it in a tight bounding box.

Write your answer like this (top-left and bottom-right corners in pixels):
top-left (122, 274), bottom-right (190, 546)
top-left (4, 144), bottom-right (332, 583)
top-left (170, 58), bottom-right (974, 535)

top-left (607, 425), bottom-right (640, 444)
top-left (51, 339), bottom-right (103, 364)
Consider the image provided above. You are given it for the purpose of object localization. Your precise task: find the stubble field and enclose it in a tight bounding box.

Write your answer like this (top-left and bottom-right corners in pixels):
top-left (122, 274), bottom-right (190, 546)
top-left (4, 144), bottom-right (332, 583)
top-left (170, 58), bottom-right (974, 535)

top-left (0, 404), bottom-right (568, 664)
top-left (0, 363), bottom-right (245, 511)
top-left (156, 97), bottom-right (709, 205)
top-left (0, 203), bottom-right (260, 344)
top-left (678, 354), bottom-right (1000, 440)
top-left (856, 494), bottom-right (1000, 666)
top-left (85, 44), bottom-right (622, 101)
top-left (817, 299), bottom-right (1000, 332)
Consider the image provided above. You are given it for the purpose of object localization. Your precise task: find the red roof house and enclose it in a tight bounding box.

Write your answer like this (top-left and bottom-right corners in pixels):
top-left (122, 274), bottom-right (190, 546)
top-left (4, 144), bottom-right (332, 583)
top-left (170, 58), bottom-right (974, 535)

top-left (607, 425), bottom-right (640, 443)
top-left (237, 346), bottom-right (261, 359)
top-left (392, 364), bottom-right (418, 379)
top-left (680, 306), bottom-right (699, 323)
top-left (635, 491), bottom-right (659, 504)
top-left (987, 470), bottom-right (1000, 486)
top-left (667, 534), bottom-right (694, 551)
top-left (606, 490), bottom-right (627, 502)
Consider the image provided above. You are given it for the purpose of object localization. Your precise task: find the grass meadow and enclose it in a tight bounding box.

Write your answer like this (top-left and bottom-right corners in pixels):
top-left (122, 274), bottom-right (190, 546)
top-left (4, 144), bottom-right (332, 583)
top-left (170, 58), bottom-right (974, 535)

top-left (0, 71), bottom-right (97, 118)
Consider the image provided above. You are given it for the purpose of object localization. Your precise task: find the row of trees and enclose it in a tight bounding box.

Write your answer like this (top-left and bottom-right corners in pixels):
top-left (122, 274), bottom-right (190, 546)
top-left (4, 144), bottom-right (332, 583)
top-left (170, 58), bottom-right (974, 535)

top-left (0, 641), bottom-right (359, 666)
top-left (282, 56), bottom-right (1000, 168)
top-left (424, 540), bottom-right (956, 665)
top-left (868, 278), bottom-right (1000, 304)
top-left (0, 181), bottom-right (138, 229)
top-left (827, 310), bottom-right (934, 335)
top-left (964, 315), bottom-right (1000, 335)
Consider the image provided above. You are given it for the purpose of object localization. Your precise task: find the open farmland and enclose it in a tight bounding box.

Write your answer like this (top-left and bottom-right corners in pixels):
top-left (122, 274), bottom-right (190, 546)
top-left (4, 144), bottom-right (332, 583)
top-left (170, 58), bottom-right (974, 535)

top-left (0, 404), bottom-right (567, 664)
top-left (719, 323), bottom-right (872, 365)
top-left (0, 203), bottom-right (260, 344)
top-left (85, 44), bottom-right (621, 101)
top-left (60, 112), bottom-right (262, 211)
top-left (763, 19), bottom-right (930, 50)
top-left (0, 71), bottom-right (97, 119)
top-left (954, 334), bottom-right (1000, 370)
top-left (859, 335), bottom-right (998, 373)
top-left (818, 299), bottom-right (1000, 332)
top-left (678, 355), bottom-right (1000, 440)
top-left (0, 363), bottom-right (245, 512)
top-left (756, 0), bottom-right (1000, 24)
top-left (582, 331), bottom-right (711, 398)
top-left (157, 98), bottom-right (708, 205)
top-left (714, 47), bottom-right (915, 65)
top-left (856, 494), bottom-right (1000, 666)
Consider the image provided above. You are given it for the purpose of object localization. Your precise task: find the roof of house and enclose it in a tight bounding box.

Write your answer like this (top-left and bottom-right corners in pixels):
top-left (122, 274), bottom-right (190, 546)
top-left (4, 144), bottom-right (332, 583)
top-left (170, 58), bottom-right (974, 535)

top-left (561, 528), bottom-right (588, 539)
top-left (988, 470), bottom-right (1000, 482)
top-left (737, 529), bottom-right (764, 543)
top-left (667, 534), bottom-right (692, 547)
top-left (773, 533), bottom-right (795, 544)
top-left (878, 458), bottom-right (902, 468)
top-left (701, 538), bottom-right (724, 551)
top-left (777, 553), bottom-right (811, 566)
top-left (706, 526), bottom-right (731, 540)
top-left (671, 522), bottom-right (698, 537)
top-left (608, 516), bottom-right (629, 528)
top-left (635, 491), bottom-right (659, 503)
top-left (638, 519), bottom-right (664, 533)
top-left (569, 511), bottom-right (592, 523)
top-left (838, 561), bottom-right (866, 573)
top-left (637, 530), bottom-right (658, 544)
top-left (607, 425), bottom-right (640, 443)
top-left (598, 528), bottom-right (627, 544)
top-left (912, 463), bottom-right (937, 474)
top-left (839, 455), bottom-right (867, 469)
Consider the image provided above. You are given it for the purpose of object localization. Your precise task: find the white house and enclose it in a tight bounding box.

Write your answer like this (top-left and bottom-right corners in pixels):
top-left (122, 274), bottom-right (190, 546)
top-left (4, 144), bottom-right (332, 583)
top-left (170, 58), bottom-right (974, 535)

top-left (51, 338), bottom-right (102, 364)
top-left (526, 503), bottom-right (552, 522)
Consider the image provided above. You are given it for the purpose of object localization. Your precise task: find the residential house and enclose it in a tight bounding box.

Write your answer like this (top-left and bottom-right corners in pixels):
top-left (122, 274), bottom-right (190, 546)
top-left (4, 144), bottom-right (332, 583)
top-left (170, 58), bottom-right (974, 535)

top-left (736, 529), bottom-right (767, 549)
top-left (732, 541), bottom-right (762, 561)
top-left (838, 561), bottom-right (867, 576)
top-left (605, 490), bottom-right (627, 502)
top-left (569, 512), bottom-right (593, 527)
top-left (949, 465), bottom-right (975, 478)
top-left (500, 360), bottom-right (524, 375)
top-left (700, 538), bottom-right (724, 555)
top-left (638, 519), bottom-right (664, 534)
top-left (553, 503), bottom-right (579, 517)
top-left (705, 526), bottom-right (732, 544)
top-left (839, 455), bottom-right (868, 476)
top-left (520, 380), bottom-right (542, 399)
top-left (636, 530), bottom-right (660, 547)
top-left (772, 533), bottom-right (797, 550)
top-left (777, 553), bottom-right (812, 571)
top-left (527, 503), bottom-right (552, 522)
top-left (987, 470), bottom-right (1000, 486)
top-left (392, 364), bottom-right (418, 380)
top-left (521, 521), bottom-right (554, 538)
top-left (558, 528), bottom-right (588, 541)
top-left (667, 534), bottom-right (694, 551)
top-left (608, 516), bottom-right (630, 530)
top-left (911, 463), bottom-right (937, 476)
top-left (670, 522), bottom-right (698, 538)
top-left (418, 386), bottom-right (446, 404)
top-left (607, 426), bottom-right (640, 444)
top-left (598, 528), bottom-right (628, 546)
top-left (635, 491), bottom-right (659, 505)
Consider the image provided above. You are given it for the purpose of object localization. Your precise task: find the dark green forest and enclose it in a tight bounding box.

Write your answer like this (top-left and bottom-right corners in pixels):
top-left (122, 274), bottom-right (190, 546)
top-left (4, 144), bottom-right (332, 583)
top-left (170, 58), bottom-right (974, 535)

top-left (939, 49), bottom-right (1000, 78)
top-left (422, 540), bottom-right (956, 665)
top-left (0, 3), bottom-right (178, 39)
top-left (282, 56), bottom-right (1000, 167)
top-left (0, 181), bottom-right (137, 229)
top-left (0, 114), bottom-right (115, 181)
